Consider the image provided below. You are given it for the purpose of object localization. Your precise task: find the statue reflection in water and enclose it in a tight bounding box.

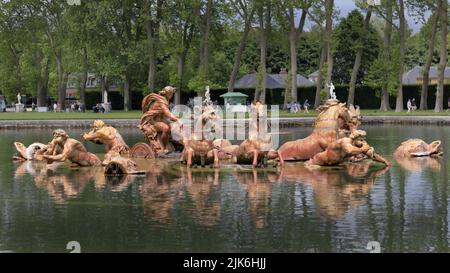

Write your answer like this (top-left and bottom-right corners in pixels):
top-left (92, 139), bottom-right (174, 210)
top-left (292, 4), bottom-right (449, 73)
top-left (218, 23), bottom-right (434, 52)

top-left (140, 165), bottom-right (221, 227)
top-left (14, 161), bottom-right (137, 204)
top-left (14, 157), bottom-right (392, 223)
top-left (394, 154), bottom-right (442, 172)
top-left (232, 169), bottom-right (279, 229)
top-left (278, 162), bottom-right (389, 220)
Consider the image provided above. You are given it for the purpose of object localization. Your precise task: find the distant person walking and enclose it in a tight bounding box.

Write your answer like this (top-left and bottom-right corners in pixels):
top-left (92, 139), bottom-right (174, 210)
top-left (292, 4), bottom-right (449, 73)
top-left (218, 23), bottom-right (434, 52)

top-left (407, 99), bottom-right (412, 113)
top-left (53, 102), bottom-right (57, 113)
top-left (447, 97), bottom-right (450, 112)
top-left (411, 98), bottom-right (417, 112)
top-left (303, 99), bottom-right (310, 113)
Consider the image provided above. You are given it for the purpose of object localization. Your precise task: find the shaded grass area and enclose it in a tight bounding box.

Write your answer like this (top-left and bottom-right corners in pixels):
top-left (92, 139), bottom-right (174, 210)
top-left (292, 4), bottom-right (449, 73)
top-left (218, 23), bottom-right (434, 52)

top-left (1, 109), bottom-right (450, 120)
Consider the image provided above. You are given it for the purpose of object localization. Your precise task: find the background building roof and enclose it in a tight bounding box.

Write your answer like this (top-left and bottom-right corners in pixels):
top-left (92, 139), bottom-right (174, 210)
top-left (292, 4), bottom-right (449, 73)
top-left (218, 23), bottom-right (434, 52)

top-left (402, 66), bottom-right (450, 84)
top-left (234, 72), bottom-right (314, 89)
top-left (220, 92), bottom-right (249, 98)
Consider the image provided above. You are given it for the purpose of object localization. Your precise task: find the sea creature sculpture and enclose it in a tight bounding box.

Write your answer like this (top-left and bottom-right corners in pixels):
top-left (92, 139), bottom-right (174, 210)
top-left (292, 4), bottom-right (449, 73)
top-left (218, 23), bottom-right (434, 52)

top-left (394, 139), bottom-right (443, 158)
top-left (42, 129), bottom-right (102, 167)
top-left (13, 142), bottom-right (47, 161)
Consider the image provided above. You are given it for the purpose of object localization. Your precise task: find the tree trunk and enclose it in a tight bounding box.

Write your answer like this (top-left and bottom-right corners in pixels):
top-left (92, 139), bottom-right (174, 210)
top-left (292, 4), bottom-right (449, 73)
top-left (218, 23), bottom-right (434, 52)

top-left (146, 0), bottom-right (163, 92)
top-left (228, 9), bottom-right (254, 93)
top-left (380, 0), bottom-right (392, 111)
top-left (35, 46), bottom-right (44, 107)
top-left (41, 58), bottom-right (50, 108)
top-left (420, 10), bottom-right (439, 110)
top-left (199, 0), bottom-right (213, 77)
top-left (395, 0), bottom-right (406, 112)
top-left (55, 51), bottom-right (65, 111)
top-left (258, 20), bottom-right (266, 103)
top-left (325, 0), bottom-right (334, 86)
top-left (175, 52), bottom-right (186, 105)
top-left (348, 8), bottom-right (372, 106)
top-left (288, 7), bottom-right (298, 103)
top-left (314, 46), bottom-right (327, 108)
top-left (146, 22), bottom-right (158, 92)
top-left (124, 73), bottom-right (131, 111)
top-left (434, 0), bottom-right (447, 112)
top-left (79, 47), bottom-right (88, 106)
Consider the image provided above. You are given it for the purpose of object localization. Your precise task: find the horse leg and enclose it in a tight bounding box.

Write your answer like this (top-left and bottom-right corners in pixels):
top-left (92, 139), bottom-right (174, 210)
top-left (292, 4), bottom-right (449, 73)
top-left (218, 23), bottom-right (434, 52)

top-left (213, 149), bottom-right (219, 168)
top-left (187, 149), bottom-right (193, 168)
top-left (252, 150), bottom-right (259, 168)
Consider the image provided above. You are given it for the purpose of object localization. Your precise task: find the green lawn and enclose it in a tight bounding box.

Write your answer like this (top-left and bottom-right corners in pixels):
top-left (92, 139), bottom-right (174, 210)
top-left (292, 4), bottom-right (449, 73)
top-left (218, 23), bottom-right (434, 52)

top-left (0, 111), bottom-right (142, 120)
top-left (1, 109), bottom-right (450, 120)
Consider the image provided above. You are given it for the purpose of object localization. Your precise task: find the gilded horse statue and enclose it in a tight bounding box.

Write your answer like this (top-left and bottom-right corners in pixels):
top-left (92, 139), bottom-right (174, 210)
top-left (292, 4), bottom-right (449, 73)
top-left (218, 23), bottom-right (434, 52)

top-left (210, 101), bottom-right (280, 167)
top-left (277, 100), bottom-right (360, 164)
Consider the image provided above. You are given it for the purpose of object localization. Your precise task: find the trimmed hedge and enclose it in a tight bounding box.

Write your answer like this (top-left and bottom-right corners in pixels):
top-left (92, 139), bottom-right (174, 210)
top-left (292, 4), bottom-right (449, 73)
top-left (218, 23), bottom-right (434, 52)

top-left (210, 84), bottom-right (450, 109)
top-left (85, 91), bottom-right (143, 110)
top-left (79, 84), bottom-right (450, 110)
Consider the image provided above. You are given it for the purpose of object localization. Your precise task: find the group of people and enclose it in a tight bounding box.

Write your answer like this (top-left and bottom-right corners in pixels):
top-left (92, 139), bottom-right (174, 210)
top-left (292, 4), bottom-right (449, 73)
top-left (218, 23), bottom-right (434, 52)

top-left (70, 101), bottom-right (85, 112)
top-left (287, 100), bottom-right (311, 113)
top-left (92, 103), bottom-right (106, 113)
top-left (51, 101), bottom-right (85, 112)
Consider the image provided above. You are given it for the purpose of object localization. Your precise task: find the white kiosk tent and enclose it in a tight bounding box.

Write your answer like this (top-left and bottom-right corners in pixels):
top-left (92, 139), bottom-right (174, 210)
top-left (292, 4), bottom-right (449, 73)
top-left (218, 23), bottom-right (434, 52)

top-left (220, 92), bottom-right (248, 112)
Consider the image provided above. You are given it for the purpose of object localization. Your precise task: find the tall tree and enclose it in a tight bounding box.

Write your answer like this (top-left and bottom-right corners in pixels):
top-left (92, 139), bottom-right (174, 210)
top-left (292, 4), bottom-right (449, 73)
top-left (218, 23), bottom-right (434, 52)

top-left (255, 0), bottom-right (271, 103)
top-left (145, 0), bottom-right (163, 93)
top-left (227, 0), bottom-right (255, 93)
top-left (407, 0), bottom-right (442, 110)
top-left (420, 7), bottom-right (439, 110)
top-left (324, 0), bottom-right (334, 88)
top-left (434, 0), bottom-right (447, 112)
top-left (308, 0), bottom-right (330, 107)
top-left (347, 7), bottom-right (372, 106)
top-left (0, 2), bottom-right (25, 102)
top-left (198, 0), bottom-right (213, 79)
top-left (378, 0), bottom-right (393, 111)
top-left (164, 0), bottom-right (197, 104)
top-left (94, 0), bottom-right (146, 111)
top-left (42, 1), bottom-right (69, 110)
top-left (394, 0), bottom-right (406, 112)
top-left (277, 0), bottom-right (310, 105)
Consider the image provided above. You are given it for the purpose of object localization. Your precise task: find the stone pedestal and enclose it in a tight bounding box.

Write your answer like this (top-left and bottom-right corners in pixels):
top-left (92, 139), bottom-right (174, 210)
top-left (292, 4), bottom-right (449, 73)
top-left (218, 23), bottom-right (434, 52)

top-left (15, 103), bottom-right (24, 112)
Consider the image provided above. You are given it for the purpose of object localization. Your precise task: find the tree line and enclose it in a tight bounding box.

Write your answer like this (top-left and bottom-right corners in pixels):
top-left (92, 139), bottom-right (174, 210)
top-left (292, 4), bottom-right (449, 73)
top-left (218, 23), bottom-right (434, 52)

top-left (0, 0), bottom-right (448, 111)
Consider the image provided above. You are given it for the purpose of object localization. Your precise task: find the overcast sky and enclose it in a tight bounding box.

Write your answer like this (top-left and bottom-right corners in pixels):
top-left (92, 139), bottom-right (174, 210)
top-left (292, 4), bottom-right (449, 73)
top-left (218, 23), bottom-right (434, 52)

top-left (306, 0), bottom-right (428, 34)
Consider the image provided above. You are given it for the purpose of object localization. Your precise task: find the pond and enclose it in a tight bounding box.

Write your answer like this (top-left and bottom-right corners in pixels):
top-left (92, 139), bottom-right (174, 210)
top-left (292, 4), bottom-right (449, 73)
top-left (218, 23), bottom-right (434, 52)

top-left (0, 124), bottom-right (448, 253)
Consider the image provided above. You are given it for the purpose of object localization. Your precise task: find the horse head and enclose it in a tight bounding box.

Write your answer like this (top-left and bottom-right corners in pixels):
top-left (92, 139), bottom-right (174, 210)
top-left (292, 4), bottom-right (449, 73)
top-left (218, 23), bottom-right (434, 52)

top-left (347, 104), bottom-right (362, 131)
top-left (192, 105), bottom-right (221, 141)
top-left (314, 101), bottom-right (351, 132)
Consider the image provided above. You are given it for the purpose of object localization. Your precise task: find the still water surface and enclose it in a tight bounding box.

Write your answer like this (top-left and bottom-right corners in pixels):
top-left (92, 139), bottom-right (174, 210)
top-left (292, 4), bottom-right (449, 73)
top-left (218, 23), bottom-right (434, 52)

top-left (0, 125), bottom-right (448, 252)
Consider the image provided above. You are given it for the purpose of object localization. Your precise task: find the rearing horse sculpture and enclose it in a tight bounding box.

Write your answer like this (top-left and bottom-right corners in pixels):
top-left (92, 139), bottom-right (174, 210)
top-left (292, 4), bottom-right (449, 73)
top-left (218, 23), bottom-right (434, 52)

top-left (181, 103), bottom-right (221, 168)
top-left (277, 100), bottom-right (358, 163)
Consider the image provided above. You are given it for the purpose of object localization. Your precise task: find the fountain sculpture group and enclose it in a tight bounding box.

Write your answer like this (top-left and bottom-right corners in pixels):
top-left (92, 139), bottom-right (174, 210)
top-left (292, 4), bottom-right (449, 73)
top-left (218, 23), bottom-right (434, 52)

top-left (13, 86), bottom-right (444, 177)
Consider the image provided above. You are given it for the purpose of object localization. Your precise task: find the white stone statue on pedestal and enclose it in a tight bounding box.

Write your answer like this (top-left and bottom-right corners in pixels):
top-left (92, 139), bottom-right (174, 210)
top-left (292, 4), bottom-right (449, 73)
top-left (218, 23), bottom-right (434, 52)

top-left (204, 86), bottom-right (212, 106)
top-left (326, 82), bottom-right (336, 100)
top-left (102, 90), bottom-right (110, 112)
top-left (17, 93), bottom-right (22, 104)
